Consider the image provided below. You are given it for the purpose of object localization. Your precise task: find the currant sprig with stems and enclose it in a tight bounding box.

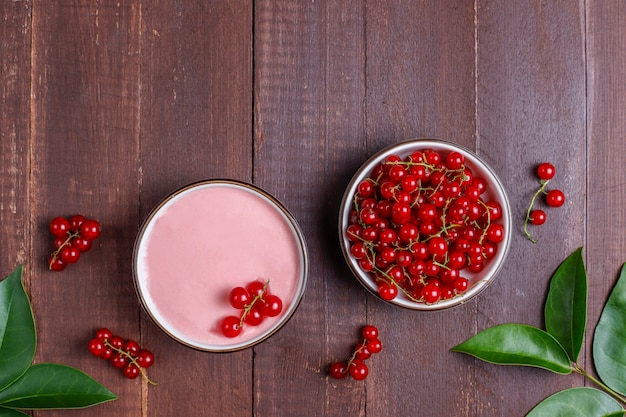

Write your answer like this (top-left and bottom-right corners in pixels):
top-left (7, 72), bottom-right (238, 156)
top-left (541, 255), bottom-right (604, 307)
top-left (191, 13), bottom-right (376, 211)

top-left (103, 339), bottom-right (158, 386)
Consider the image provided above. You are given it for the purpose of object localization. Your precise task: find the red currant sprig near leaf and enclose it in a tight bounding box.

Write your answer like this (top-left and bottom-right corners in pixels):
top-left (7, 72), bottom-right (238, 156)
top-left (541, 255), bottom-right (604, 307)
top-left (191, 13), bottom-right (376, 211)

top-left (523, 163), bottom-right (566, 243)
top-left (87, 328), bottom-right (157, 385)
top-left (48, 215), bottom-right (101, 271)
top-left (329, 325), bottom-right (382, 381)
top-left (221, 280), bottom-right (283, 338)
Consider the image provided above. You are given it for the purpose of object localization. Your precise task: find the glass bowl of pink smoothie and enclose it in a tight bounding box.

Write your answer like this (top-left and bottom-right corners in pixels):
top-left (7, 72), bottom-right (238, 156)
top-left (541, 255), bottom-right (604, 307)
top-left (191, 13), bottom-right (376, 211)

top-left (133, 179), bottom-right (308, 352)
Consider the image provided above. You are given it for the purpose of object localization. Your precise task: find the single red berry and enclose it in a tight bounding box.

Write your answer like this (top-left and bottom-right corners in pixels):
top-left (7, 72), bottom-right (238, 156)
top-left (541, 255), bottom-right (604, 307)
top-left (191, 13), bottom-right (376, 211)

top-left (68, 214), bottom-right (86, 232)
top-left (529, 209), bottom-right (547, 225)
top-left (354, 342), bottom-right (372, 360)
top-left (349, 360), bottom-right (369, 380)
top-left (422, 283), bottom-right (441, 304)
top-left (377, 282), bottom-right (398, 301)
top-left (260, 294), bottom-right (283, 317)
top-left (111, 353), bottom-right (128, 369)
top-left (60, 245), bottom-right (81, 264)
top-left (445, 151), bottom-right (465, 170)
top-left (243, 306), bottom-right (264, 326)
top-left (94, 328), bottom-right (113, 341)
top-left (545, 190), bottom-right (565, 207)
top-left (246, 280), bottom-right (266, 297)
top-left (48, 255), bottom-right (66, 272)
top-left (361, 325), bottom-right (379, 341)
top-left (88, 338), bottom-right (105, 357)
top-left (79, 219), bottom-right (101, 240)
top-left (229, 286), bottom-right (251, 310)
top-left (136, 350), bottom-right (155, 368)
top-left (100, 347), bottom-right (114, 360)
top-left (357, 179), bottom-right (375, 197)
top-left (453, 277), bottom-right (469, 293)
top-left (221, 316), bottom-right (243, 338)
top-left (53, 237), bottom-right (66, 249)
top-left (485, 223), bottom-right (505, 243)
top-left (109, 336), bottom-right (125, 349)
top-left (537, 163), bottom-right (556, 181)
top-left (71, 236), bottom-right (93, 252)
top-left (366, 338), bottom-right (383, 354)
top-left (49, 217), bottom-right (70, 238)
top-left (123, 364), bottom-right (141, 379)
top-left (124, 340), bottom-right (140, 357)
top-left (329, 362), bottom-right (348, 379)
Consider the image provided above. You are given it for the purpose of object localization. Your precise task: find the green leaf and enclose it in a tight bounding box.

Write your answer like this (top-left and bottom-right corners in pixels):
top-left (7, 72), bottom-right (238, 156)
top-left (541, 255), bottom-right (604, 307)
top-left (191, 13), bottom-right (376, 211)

top-left (451, 323), bottom-right (572, 374)
top-left (593, 262), bottom-right (626, 396)
top-left (0, 265), bottom-right (36, 391)
top-left (0, 363), bottom-right (116, 409)
top-left (602, 413), bottom-right (626, 417)
top-left (525, 387), bottom-right (624, 417)
top-left (544, 247), bottom-right (587, 362)
top-left (0, 407), bottom-right (31, 417)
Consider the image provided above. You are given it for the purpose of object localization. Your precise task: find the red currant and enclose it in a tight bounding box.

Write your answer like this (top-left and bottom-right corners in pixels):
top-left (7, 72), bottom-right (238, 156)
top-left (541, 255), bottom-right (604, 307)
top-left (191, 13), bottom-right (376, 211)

top-left (94, 328), bottom-right (113, 341)
top-left (349, 360), bottom-right (369, 380)
top-left (111, 353), bottom-right (128, 369)
top-left (60, 245), bottom-right (81, 264)
top-left (243, 306), bottom-right (264, 326)
top-left (329, 362), bottom-right (348, 379)
top-left (79, 219), bottom-right (102, 240)
top-left (261, 294), bottom-right (283, 317)
top-left (221, 316), bottom-right (243, 338)
top-left (48, 255), bottom-right (66, 271)
top-left (88, 338), bottom-right (105, 357)
top-left (537, 162), bottom-right (556, 180)
top-left (246, 280), bottom-right (266, 297)
top-left (529, 209), bottom-right (547, 225)
top-left (49, 217), bottom-right (70, 238)
top-left (124, 340), bottom-right (140, 357)
top-left (71, 236), bottom-right (93, 252)
top-left (229, 286), bottom-right (251, 310)
top-left (123, 364), bottom-right (141, 379)
top-left (361, 325), bottom-right (379, 340)
top-left (366, 338), bottom-right (382, 353)
top-left (545, 189), bottom-right (565, 207)
top-left (68, 214), bottom-right (86, 232)
top-left (421, 283), bottom-right (441, 304)
top-left (377, 281), bottom-right (398, 301)
top-left (136, 350), bottom-right (155, 368)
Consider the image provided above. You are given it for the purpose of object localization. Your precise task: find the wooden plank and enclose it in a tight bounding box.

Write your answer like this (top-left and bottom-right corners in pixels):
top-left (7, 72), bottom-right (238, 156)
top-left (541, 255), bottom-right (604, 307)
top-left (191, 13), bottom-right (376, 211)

top-left (139, 1), bottom-right (254, 416)
top-left (475, 1), bottom-right (586, 414)
top-left (364, 2), bottom-right (478, 416)
top-left (28, 1), bottom-right (142, 416)
top-left (0, 1), bottom-right (31, 275)
top-left (585, 0), bottom-right (626, 381)
top-left (252, 1), bottom-right (367, 416)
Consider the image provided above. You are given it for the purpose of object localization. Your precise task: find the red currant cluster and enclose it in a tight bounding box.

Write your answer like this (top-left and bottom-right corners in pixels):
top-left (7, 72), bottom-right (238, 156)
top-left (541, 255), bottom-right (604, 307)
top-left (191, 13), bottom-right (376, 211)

top-left (345, 149), bottom-right (505, 304)
top-left (221, 280), bottom-right (283, 338)
top-left (48, 215), bottom-right (101, 271)
top-left (523, 162), bottom-right (566, 243)
top-left (88, 328), bottom-right (156, 383)
top-left (329, 325), bottom-right (382, 381)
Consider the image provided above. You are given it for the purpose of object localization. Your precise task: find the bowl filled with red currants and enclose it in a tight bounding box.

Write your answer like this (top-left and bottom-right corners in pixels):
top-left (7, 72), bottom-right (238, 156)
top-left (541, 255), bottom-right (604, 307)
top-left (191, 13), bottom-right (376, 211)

top-left (133, 180), bottom-right (309, 352)
top-left (339, 139), bottom-right (512, 310)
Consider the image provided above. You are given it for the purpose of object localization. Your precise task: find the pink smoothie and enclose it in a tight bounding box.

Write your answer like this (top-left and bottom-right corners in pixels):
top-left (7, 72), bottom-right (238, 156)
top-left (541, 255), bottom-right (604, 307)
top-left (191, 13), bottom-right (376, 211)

top-left (135, 181), bottom-right (307, 351)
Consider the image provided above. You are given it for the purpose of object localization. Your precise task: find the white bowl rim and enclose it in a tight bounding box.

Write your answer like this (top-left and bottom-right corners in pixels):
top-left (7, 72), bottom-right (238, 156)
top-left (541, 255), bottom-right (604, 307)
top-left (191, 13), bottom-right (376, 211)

top-left (338, 138), bottom-right (512, 310)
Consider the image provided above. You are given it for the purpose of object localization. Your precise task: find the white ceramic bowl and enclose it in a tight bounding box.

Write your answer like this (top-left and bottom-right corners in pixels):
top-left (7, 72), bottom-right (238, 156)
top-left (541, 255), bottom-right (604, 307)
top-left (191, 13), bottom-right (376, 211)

top-left (338, 139), bottom-right (511, 310)
top-left (133, 179), bottom-right (308, 351)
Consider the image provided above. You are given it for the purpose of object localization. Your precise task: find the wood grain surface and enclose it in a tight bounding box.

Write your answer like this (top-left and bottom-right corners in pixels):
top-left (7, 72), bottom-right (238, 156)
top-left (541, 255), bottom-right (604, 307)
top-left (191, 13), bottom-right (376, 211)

top-left (1, 1), bottom-right (625, 416)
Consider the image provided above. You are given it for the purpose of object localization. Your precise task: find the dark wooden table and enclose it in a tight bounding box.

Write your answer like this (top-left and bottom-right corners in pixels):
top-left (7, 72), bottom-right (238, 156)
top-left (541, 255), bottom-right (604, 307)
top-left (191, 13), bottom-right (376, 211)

top-left (2, 1), bottom-right (625, 416)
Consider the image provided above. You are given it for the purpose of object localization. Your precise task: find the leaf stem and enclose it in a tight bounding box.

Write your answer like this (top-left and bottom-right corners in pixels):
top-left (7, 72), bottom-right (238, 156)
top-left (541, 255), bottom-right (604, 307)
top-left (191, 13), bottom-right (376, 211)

top-left (573, 363), bottom-right (626, 405)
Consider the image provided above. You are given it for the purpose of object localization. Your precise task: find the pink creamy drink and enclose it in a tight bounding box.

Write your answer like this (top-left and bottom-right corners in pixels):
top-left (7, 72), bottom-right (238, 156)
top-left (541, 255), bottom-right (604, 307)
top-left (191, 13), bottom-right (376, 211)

top-left (134, 180), bottom-right (308, 351)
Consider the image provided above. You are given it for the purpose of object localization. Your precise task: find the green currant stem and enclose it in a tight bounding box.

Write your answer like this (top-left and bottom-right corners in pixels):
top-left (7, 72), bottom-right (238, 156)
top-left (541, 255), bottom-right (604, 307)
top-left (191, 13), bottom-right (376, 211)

top-left (477, 199), bottom-right (492, 245)
top-left (239, 280), bottom-right (270, 327)
top-left (572, 363), bottom-right (626, 405)
top-left (342, 339), bottom-right (369, 375)
top-left (103, 340), bottom-right (158, 386)
top-left (48, 231), bottom-right (79, 268)
top-left (523, 179), bottom-right (550, 243)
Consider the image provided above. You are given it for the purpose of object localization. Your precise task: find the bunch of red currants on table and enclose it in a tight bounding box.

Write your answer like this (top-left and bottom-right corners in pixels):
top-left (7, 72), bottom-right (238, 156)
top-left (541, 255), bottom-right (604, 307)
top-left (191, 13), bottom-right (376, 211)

top-left (329, 325), bottom-right (382, 380)
top-left (47, 215), bottom-right (101, 271)
top-left (87, 328), bottom-right (156, 383)
top-left (523, 162), bottom-right (566, 243)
